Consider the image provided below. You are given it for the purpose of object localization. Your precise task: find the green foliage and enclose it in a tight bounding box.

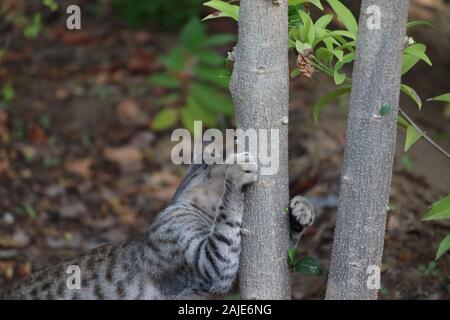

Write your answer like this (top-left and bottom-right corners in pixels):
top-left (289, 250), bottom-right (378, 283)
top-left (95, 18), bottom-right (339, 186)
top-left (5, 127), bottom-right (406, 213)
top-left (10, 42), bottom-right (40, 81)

top-left (288, 248), bottom-right (323, 276)
top-left (203, 0), bottom-right (239, 21)
top-left (203, 0), bottom-right (440, 154)
top-left (427, 93), bottom-right (450, 103)
top-left (312, 86), bottom-right (351, 123)
top-left (404, 125), bottom-right (423, 152)
top-left (435, 235), bottom-right (450, 260)
top-left (203, 0), bottom-right (450, 262)
top-left (23, 13), bottom-right (42, 39)
top-left (422, 195), bottom-right (450, 260)
top-left (422, 195), bottom-right (450, 221)
top-left (418, 261), bottom-right (441, 277)
top-left (42, 0), bottom-right (58, 12)
top-left (112, 0), bottom-right (203, 29)
top-left (1, 82), bottom-right (15, 103)
top-left (151, 109), bottom-right (178, 131)
top-left (149, 18), bottom-right (235, 132)
top-left (295, 256), bottom-right (323, 276)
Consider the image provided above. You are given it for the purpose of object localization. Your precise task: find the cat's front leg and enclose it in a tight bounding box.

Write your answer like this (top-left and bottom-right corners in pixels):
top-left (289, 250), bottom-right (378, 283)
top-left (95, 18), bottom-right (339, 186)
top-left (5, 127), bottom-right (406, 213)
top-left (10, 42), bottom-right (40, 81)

top-left (190, 152), bottom-right (258, 294)
top-left (289, 195), bottom-right (315, 247)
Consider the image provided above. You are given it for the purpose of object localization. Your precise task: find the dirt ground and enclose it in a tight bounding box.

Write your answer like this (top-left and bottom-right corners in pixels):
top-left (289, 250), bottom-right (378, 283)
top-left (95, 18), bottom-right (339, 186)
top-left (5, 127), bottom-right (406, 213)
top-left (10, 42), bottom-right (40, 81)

top-left (0, 1), bottom-right (449, 299)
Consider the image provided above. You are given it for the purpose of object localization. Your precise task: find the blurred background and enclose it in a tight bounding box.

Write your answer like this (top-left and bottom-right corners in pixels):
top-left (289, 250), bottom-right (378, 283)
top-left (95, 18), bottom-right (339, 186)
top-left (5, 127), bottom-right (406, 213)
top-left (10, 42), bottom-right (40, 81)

top-left (0, 0), bottom-right (449, 299)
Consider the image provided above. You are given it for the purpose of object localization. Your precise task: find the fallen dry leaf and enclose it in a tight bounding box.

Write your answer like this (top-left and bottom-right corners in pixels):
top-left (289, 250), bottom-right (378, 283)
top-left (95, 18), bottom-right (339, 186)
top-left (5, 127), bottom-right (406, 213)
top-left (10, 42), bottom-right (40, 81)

top-left (127, 49), bottom-right (156, 73)
top-left (103, 145), bottom-right (143, 172)
top-left (64, 157), bottom-right (93, 179)
top-left (53, 28), bottom-right (92, 45)
top-left (17, 262), bottom-right (32, 278)
top-left (116, 99), bottom-right (148, 127)
top-left (0, 261), bottom-right (15, 279)
top-left (28, 125), bottom-right (48, 145)
top-left (55, 87), bottom-right (70, 100)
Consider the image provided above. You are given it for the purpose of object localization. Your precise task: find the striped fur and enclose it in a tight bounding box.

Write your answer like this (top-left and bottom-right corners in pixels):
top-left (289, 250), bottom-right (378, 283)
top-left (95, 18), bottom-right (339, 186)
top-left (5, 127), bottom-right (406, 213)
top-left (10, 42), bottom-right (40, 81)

top-left (2, 153), bottom-right (314, 300)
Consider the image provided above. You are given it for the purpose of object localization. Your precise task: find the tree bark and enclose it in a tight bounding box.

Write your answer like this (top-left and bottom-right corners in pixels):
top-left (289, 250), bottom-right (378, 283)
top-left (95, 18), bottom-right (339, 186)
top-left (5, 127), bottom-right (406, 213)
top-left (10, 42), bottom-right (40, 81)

top-left (230, 0), bottom-right (291, 299)
top-left (325, 0), bottom-right (410, 300)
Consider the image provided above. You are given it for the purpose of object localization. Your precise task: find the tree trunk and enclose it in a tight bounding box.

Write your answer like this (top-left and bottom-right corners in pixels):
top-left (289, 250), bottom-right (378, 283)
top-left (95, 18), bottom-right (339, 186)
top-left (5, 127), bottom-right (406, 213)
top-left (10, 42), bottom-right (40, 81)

top-left (230, 0), bottom-right (291, 299)
top-left (325, 0), bottom-right (410, 300)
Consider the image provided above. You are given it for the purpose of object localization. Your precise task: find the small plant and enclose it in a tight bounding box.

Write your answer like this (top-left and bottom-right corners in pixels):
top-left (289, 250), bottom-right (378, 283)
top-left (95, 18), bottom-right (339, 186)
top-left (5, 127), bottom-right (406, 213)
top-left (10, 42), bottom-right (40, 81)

top-left (288, 248), bottom-right (323, 276)
top-left (149, 18), bottom-right (235, 132)
top-left (418, 261), bottom-right (441, 277)
top-left (422, 195), bottom-right (450, 260)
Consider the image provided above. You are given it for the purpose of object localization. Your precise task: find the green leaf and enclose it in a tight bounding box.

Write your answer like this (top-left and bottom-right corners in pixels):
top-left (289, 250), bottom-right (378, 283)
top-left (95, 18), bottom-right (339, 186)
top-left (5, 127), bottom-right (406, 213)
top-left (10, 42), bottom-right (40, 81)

top-left (295, 40), bottom-right (312, 53)
top-left (2, 82), bottom-right (15, 102)
top-left (298, 10), bottom-right (315, 44)
top-left (313, 86), bottom-right (351, 123)
top-left (288, 248), bottom-right (297, 269)
top-left (181, 19), bottom-right (206, 52)
top-left (180, 108), bottom-right (197, 133)
top-left (184, 95), bottom-right (218, 127)
top-left (326, 0), bottom-right (358, 36)
top-left (23, 204), bottom-right (38, 219)
top-left (401, 153), bottom-right (413, 172)
top-left (422, 195), bottom-right (450, 221)
top-left (204, 34), bottom-right (236, 47)
top-left (195, 66), bottom-right (230, 89)
top-left (197, 50), bottom-right (226, 66)
top-left (151, 109), bottom-right (178, 131)
top-left (436, 234), bottom-right (450, 260)
top-left (289, 0), bottom-right (324, 10)
top-left (402, 43), bottom-right (432, 74)
top-left (203, 0), bottom-right (240, 21)
top-left (191, 83), bottom-right (234, 115)
top-left (333, 52), bottom-right (354, 84)
top-left (290, 68), bottom-right (301, 78)
top-left (159, 48), bottom-right (186, 72)
top-left (397, 115), bottom-right (409, 129)
top-left (333, 69), bottom-right (346, 85)
top-left (294, 256), bottom-right (323, 276)
top-left (404, 43), bottom-right (432, 66)
top-left (314, 14), bottom-right (333, 30)
top-left (407, 20), bottom-right (435, 29)
top-left (401, 84), bottom-right (422, 110)
top-left (43, 0), bottom-right (58, 11)
top-left (148, 73), bottom-right (181, 89)
top-left (402, 54), bottom-right (420, 75)
top-left (404, 124), bottom-right (423, 152)
top-left (427, 93), bottom-right (450, 103)
top-left (23, 13), bottom-right (42, 39)
top-left (315, 47), bottom-right (333, 65)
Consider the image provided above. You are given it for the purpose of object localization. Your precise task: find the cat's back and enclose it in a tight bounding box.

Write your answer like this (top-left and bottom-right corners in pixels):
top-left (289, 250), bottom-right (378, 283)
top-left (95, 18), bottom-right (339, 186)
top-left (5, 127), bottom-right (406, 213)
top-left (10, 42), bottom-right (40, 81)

top-left (2, 240), bottom-right (163, 300)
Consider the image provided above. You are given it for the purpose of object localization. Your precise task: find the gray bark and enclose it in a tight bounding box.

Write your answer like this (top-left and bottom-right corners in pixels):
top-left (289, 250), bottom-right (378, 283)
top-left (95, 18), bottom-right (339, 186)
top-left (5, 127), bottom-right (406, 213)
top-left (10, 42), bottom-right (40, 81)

top-left (325, 0), bottom-right (410, 300)
top-left (230, 0), bottom-right (291, 299)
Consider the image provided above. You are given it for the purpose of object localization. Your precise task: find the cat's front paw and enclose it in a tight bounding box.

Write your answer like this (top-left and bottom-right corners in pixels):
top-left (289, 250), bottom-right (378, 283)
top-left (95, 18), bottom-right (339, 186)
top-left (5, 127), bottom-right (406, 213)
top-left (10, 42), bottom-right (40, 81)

top-left (290, 196), bottom-right (315, 227)
top-left (225, 152), bottom-right (258, 187)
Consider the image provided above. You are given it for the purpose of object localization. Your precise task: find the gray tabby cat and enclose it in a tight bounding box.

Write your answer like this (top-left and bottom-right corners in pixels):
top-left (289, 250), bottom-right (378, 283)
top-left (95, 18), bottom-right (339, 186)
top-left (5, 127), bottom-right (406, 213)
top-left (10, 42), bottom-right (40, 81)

top-left (2, 152), bottom-right (314, 300)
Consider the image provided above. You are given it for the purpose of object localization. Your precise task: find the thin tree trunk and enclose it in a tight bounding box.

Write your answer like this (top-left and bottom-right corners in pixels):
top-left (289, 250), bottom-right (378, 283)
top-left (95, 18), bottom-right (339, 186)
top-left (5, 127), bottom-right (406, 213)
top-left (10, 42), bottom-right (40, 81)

top-left (230, 0), bottom-right (291, 299)
top-left (326, 0), bottom-right (410, 300)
